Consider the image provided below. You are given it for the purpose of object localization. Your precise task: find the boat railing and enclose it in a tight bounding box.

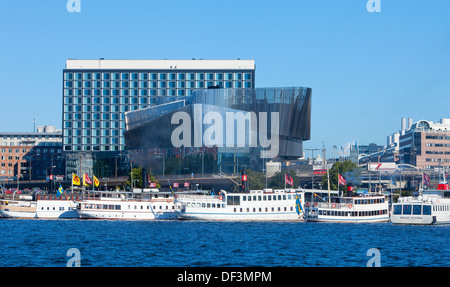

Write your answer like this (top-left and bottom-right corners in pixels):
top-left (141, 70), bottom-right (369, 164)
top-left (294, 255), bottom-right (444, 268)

top-left (176, 194), bottom-right (221, 202)
top-left (314, 202), bottom-right (353, 210)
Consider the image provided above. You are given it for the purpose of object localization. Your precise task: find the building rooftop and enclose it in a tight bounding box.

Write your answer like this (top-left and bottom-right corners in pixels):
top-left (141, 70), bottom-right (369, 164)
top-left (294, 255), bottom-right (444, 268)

top-left (65, 59), bottom-right (255, 70)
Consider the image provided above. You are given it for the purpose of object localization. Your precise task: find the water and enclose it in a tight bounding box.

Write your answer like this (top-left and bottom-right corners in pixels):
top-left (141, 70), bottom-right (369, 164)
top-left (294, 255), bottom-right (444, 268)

top-left (0, 219), bottom-right (448, 267)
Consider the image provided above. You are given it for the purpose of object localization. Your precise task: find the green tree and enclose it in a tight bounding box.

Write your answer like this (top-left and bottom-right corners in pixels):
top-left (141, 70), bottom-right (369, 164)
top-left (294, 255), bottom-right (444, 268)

top-left (321, 161), bottom-right (361, 190)
top-left (268, 170), bottom-right (299, 189)
top-left (123, 167), bottom-right (161, 189)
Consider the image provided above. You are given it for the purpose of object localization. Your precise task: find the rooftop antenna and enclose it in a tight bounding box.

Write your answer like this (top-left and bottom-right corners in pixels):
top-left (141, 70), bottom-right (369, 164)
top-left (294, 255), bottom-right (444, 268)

top-left (33, 115), bottom-right (36, 132)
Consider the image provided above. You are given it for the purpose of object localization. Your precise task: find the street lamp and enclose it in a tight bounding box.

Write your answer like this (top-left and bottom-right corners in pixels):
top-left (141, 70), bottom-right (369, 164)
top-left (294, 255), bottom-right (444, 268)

top-left (304, 148), bottom-right (320, 189)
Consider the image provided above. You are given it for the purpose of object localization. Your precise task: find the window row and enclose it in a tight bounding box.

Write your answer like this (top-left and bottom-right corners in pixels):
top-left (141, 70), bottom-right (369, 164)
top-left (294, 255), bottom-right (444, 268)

top-left (64, 145), bottom-right (124, 152)
top-left (319, 209), bottom-right (388, 217)
top-left (64, 72), bottom-right (252, 81)
top-left (64, 81), bottom-right (252, 94)
top-left (64, 121), bottom-right (126, 129)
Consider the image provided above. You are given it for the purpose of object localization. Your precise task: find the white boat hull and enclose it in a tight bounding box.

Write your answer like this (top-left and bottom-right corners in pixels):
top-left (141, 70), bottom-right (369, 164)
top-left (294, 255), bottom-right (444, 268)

top-left (0, 210), bottom-right (37, 218)
top-left (36, 201), bottom-right (78, 219)
top-left (76, 209), bottom-right (177, 220)
top-left (175, 210), bottom-right (302, 221)
top-left (175, 189), bottom-right (306, 221)
top-left (306, 214), bottom-right (389, 223)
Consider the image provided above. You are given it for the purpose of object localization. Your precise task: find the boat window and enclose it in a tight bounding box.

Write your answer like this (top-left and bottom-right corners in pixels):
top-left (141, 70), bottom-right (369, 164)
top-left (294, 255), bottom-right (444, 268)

top-left (393, 205), bottom-right (402, 215)
top-left (207, 203), bottom-right (210, 208)
top-left (268, 195), bottom-right (271, 201)
top-left (248, 196), bottom-right (252, 201)
top-left (212, 203), bottom-right (215, 208)
top-left (278, 195), bottom-right (282, 200)
top-left (202, 203), bottom-right (206, 208)
top-left (242, 196), bottom-right (246, 201)
top-left (197, 203), bottom-right (201, 208)
top-left (283, 195), bottom-right (286, 200)
top-left (413, 205), bottom-right (422, 215)
top-left (253, 196), bottom-right (257, 201)
top-left (402, 205), bottom-right (412, 215)
top-left (258, 196), bottom-right (261, 201)
top-left (227, 195), bottom-right (241, 206)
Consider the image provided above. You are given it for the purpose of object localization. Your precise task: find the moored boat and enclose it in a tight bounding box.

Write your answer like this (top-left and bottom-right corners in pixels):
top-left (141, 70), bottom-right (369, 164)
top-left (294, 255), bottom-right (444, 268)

top-left (0, 193), bottom-right (79, 219)
top-left (391, 188), bottom-right (450, 225)
top-left (303, 192), bottom-right (390, 223)
top-left (174, 188), bottom-right (331, 221)
top-left (75, 189), bottom-right (178, 220)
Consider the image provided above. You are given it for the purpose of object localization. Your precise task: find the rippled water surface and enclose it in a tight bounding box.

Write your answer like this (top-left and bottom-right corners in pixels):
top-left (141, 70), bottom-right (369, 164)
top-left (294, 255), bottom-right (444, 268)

top-left (1, 220), bottom-right (448, 267)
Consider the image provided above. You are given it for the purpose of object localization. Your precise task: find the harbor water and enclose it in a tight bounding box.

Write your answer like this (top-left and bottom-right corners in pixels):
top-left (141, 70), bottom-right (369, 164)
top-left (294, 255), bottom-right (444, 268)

top-left (1, 219), bottom-right (448, 267)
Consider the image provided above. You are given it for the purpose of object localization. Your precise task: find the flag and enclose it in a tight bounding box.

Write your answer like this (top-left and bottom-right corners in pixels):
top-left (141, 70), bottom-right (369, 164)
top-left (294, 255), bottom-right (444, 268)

top-left (295, 195), bottom-right (303, 215)
top-left (83, 173), bottom-right (93, 186)
top-left (93, 175), bottom-right (100, 187)
top-left (285, 173), bottom-right (293, 186)
top-left (423, 173), bottom-right (431, 186)
top-left (57, 185), bottom-right (64, 198)
top-left (72, 173), bottom-right (81, 186)
top-left (338, 174), bottom-right (346, 186)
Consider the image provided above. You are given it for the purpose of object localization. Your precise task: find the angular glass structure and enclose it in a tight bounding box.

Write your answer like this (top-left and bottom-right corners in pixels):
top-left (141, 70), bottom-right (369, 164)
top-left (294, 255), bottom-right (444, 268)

top-left (124, 87), bottom-right (311, 175)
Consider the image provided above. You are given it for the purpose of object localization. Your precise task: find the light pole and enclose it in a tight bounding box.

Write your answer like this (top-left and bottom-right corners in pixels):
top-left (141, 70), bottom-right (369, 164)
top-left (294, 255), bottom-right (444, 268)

top-left (304, 148), bottom-right (320, 189)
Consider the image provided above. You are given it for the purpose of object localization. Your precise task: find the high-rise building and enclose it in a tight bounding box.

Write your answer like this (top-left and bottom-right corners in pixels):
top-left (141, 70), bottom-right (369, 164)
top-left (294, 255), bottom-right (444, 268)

top-left (62, 59), bottom-right (256, 177)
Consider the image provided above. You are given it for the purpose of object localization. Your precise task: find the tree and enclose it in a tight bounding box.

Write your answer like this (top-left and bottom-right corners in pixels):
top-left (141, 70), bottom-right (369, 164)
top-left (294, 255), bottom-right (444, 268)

top-left (123, 167), bottom-right (161, 189)
top-left (321, 161), bottom-right (361, 191)
top-left (268, 170), bottom-right (300, 189)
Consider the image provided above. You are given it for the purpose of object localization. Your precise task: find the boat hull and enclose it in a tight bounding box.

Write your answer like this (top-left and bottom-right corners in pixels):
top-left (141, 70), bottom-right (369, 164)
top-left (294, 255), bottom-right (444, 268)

top-left (175, 210), bottom-right (302, 221)
top-left (76, 209), bottom-right (177, 220)
top-left (305, 215), bottom-right (389, 223)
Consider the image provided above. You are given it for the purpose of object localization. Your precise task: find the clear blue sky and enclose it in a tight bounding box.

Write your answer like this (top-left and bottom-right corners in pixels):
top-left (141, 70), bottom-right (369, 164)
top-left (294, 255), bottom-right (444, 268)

top-left (1, 0), bottom-right (449, 158)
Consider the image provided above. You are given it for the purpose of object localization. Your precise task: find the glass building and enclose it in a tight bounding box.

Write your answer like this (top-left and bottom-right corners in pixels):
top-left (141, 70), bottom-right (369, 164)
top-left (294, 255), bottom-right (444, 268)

top-left (62, 59), bottom-right (255, 178)
top-left (124, 87), bottom-right (311, 175)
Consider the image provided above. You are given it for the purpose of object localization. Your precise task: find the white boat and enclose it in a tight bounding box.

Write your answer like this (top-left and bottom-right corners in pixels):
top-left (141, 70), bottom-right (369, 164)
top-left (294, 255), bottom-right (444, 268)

top-left (0, 198), bottom-right (37, 218)
top-left (35, 194), bottom-right (80, 219)
top-left (391, 188), bottom-right (450, 225)
top-left (75, 190), bottom-right (178, 220)
top-left (174, 188), bottom-right (326, 221)
top-left (303, 192), bottom-right (390, 223)
top-left (0, 193), bottom-right (79, 219)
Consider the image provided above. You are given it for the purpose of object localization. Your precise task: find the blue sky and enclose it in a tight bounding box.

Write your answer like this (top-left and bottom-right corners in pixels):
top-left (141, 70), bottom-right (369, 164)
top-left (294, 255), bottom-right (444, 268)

top-left (0, 0), bottom-right (449, 158)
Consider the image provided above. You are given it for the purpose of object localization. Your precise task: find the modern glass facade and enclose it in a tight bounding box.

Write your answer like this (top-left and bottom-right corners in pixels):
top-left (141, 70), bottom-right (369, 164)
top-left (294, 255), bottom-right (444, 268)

top-left (124, 87), bottom-right (311, 175)
top-left (62, 59), bottom-right (255, 177)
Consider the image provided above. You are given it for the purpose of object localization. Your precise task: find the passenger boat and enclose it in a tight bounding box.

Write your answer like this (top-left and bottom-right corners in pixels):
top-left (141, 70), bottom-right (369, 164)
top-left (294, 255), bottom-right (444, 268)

top-left (0, 193), bottom-right (80, 219)
top-left (174, 188), bottom-right (331, 221)
top-left (303, 192), bottom-right (390, 223)
top-left (391, 185), bottom-right (450, 225)
top-left (75, 189), bottom-right (178, 220)
top-left (0, 198), bottom-right (37, 218)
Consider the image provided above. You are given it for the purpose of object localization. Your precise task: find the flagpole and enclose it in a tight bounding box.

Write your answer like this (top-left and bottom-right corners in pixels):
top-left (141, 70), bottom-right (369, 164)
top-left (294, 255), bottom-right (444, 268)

top-left (338, 174), bottom-right (340, 197)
